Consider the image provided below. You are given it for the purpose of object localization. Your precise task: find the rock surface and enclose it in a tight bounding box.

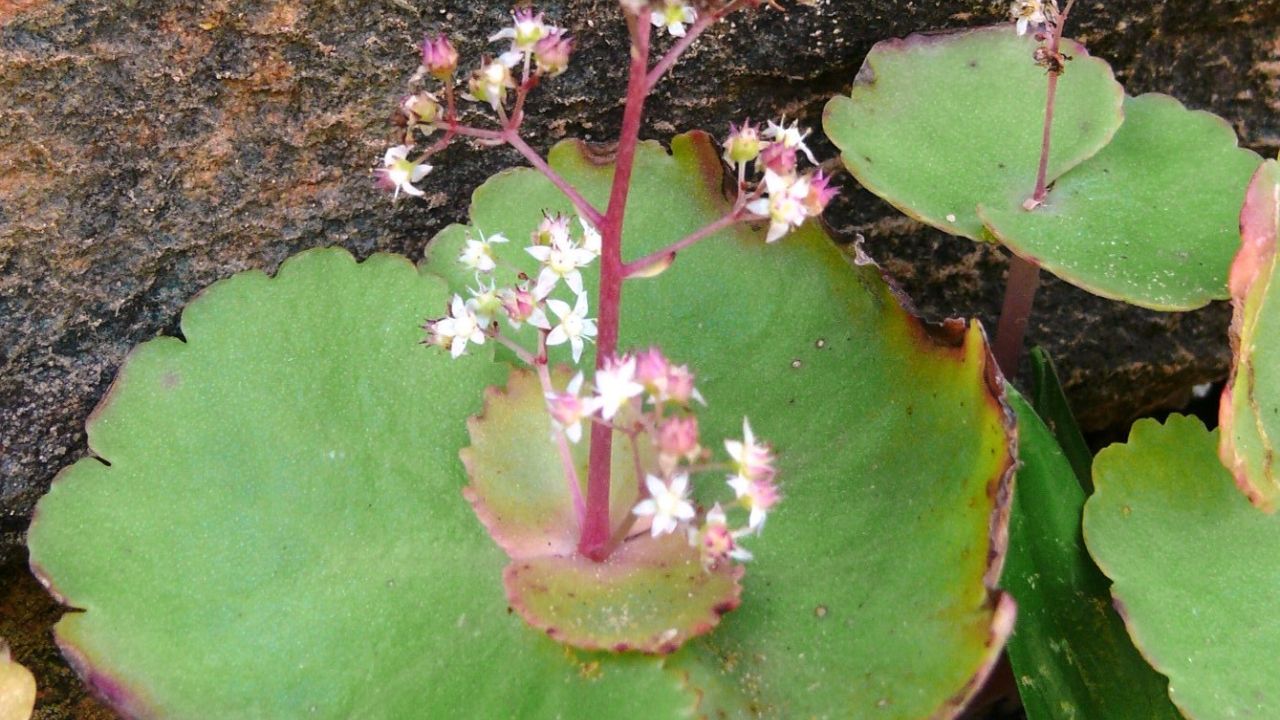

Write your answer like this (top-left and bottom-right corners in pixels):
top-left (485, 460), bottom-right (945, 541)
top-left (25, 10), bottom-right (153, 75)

top-left (1, 1), bottom-right (1278, 715)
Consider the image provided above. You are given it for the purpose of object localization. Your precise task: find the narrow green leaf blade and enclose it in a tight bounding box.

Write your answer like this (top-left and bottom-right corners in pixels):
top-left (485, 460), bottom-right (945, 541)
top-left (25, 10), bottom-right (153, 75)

top-left (1002, 389), bottom-right (1180, 720)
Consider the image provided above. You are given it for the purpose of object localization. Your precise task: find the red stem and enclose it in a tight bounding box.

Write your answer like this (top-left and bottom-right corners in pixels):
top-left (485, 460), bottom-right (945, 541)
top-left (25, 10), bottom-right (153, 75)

top-left (622, 208), bottom-right (751, 278)
top-left (503, 131), bottom-right (605, 227)
top-left (579, 9), bottom-right (652, 561)
top-left (992, 253), bottom-right (1041, 375)
top-left (995, 0), bottom-right (1076, 375)
top-left (534, 334), bottom-right (587, 527)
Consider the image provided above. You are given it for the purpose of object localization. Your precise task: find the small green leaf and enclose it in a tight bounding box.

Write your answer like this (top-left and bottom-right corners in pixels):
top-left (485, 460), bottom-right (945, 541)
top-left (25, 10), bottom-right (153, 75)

top-left (823, 25), bottom-right (1123, 240)
top-left (1002, 389), bottom-right (1180, 720)
top-left (505, 533), bottom-right (742, 654)
top-left (1221, 159), bottom-right (1280, 510)
top-left (980, 94), bottom-right (1262, 310)
top-left (464, 367), bottom-right (741, 654)
top-left (461, 367), bottom-right (641, 559)
top-left (1085, 415), bottom-right (1280, 718)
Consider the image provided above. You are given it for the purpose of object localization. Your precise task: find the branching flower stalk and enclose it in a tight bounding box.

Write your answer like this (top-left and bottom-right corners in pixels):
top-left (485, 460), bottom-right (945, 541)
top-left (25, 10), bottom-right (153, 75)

top-left (993, 0), bottom-right (1077, 375)
top-left (389, 1), bottom-right (833, 566)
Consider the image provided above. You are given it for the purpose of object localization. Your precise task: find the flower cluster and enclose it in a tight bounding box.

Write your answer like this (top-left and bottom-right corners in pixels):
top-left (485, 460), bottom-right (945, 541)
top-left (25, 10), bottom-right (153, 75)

top-left (725, 119), bottom-right (838, 243)
top-left (423, 214), bottom-right (601, 363)
top-left (375, 8), bottom-right (576, 200)
top-left (545, 347), bottom-right (780, 570)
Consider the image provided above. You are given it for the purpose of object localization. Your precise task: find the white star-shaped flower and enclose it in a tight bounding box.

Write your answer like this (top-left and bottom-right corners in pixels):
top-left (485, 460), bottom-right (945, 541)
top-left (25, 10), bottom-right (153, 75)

top-left (375, 145), bottom-right (431, 199)
top-left (432, 294), bottom-right (487, 359)
top-left (746, 172), bottom-right (812, 243)
top-left (458, 230), bottom-right (509, 273)
top-left (652, 1), bottom-right (697, 37)
top-left (764, 119), bottom-right (818, 165)
top-left (1011, 0), bottom-right (1048, 35)
top-left (633, 473), bottom-right (696, 537)
top-left (546, 372), bottom-right (598, 444)
top-left (544, 292), bottom-right (596, 363)
top-left (579, 217), bottom-right (602, 256)
top-left (526, 236), bottom-right (596, 299)
top-left (593, 355), bottom-right (645, 421)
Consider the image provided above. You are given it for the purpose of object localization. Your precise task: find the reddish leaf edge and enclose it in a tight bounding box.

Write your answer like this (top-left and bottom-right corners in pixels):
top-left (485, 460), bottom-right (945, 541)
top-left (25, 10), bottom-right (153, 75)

top-left (1219, 159), bottom-right (1280, 511)
top-left (26, 248), bottom-right (459, 720)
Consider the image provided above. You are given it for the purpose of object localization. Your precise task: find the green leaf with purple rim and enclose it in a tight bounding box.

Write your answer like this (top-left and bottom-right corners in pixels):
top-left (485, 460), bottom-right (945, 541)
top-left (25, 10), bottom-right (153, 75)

top-left (27, 249), bottom-right (698, 719)
top-left (426, 132), bottom-right (1017, 718)
top-left (1084, 415), bottom-right (1280, 718)
top-left (823, 25), bottom-right (1123, 241)
top-left (980, 94), bottom-right (1262, 311)
top-left (1220, 159), bottom-right (1280, 510)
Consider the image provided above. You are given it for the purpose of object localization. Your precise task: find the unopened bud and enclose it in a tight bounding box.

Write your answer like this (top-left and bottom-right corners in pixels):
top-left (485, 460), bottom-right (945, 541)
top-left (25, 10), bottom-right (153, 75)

top-left (657, 416), bottom-right (700, 460)
top-left (421, 34), bottom-right (459, 79)
top-left (758, 142), bottom-right (797, 178)
top-left (534, 28), bottom-right (573, 77)
top-left (724, 121), bottom-right (764, 166)
top-left (401, 92), bottom-right (442, 125)
top-left (634, 347), bottom-right (670, 397)
top-left (665, 363), bottom-right (701, 405)
top-left (500, 286), bottom-right (539, 328)
top-left (803, 171), bottom-right (838, 216)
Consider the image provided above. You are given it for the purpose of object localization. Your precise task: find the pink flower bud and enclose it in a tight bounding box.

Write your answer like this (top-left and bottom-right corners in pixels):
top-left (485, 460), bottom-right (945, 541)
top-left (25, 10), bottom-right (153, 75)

top-left (500, 286), bottom-right (538, 326)
top-left (534, 28), bottom-right (573, 77)
top-left (803, 170), bottom-right (838, 216)
top-left (692, 504), bottom-right (752, 570)
top-left (759, 142), bottom-right (797, 178)
top-left (421, 34), bottom-right (459, 79)
top-left (665, 363), bottom-right (700, 406)
top-left (634, 347), bottom-right (670, 396)
top-left (657, 416), bottom-right (700, 461)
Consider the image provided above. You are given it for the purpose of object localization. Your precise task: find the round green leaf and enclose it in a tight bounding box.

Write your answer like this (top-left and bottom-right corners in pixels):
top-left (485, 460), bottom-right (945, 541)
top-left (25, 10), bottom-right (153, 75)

top-left (1084, 415), bottom-right (1280, 718)
top-left (823, 25), bottom-right (1124, 241)
top-left (980, 94), bottom-right (1263, 310)
top-left (1221, 159), bottom-right (1280, 509)
top-left (1003, 389), bottom-right (1180, 720)
top-left (27, 249), bottom-right (697, 719)
top-left (425, 132), bottom-right (1017, 718)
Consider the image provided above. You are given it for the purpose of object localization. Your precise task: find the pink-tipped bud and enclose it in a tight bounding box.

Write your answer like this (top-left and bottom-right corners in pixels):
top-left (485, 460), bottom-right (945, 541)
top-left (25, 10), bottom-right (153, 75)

top-left (657, 416), bottom-right (700, 461)
top-left (534, 28), bottom-right (573, 77)
top-left (803, 171), bottom-right (838, 216)
top-left (692, 504), bottom-right (752, 570)
top-left (421, 34), bottom-right (459, 79)
top-left (759, 142), bottom-right (797, 178)
top-left (724, 121), bottom-right (764, 166)
top-left (548, 391), bottom-right (588, 428)
top-left (400, 92), bottom-right (442, 125)
top-left (634, 347), bottom-right (670, 397)
top-left (665, 363), bottom-right (701, 406)
top-left (500, 286), bottom-right (538, 327)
